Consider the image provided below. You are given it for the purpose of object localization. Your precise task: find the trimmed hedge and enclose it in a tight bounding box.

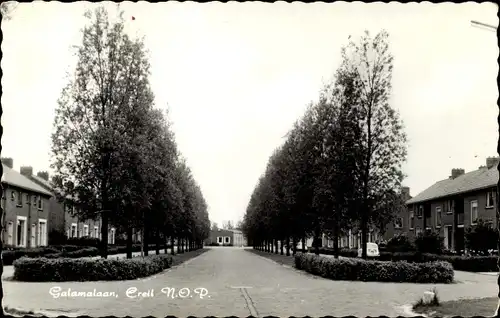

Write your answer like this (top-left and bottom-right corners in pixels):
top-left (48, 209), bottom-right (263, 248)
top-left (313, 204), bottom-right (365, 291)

top-left (2, 244), bottom-right (173, 265)
top-left (13, 254), bottom-right (173, 282)
top-left (377, 252), bottom-right (497, 272)
top-left (294, 253), bottom-right (454, 283)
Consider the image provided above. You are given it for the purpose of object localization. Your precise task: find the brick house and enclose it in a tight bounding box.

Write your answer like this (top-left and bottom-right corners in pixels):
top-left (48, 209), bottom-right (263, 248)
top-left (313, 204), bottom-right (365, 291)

top-left (19, 164), bottom-right (116, 245)
top-left (1, 159), bottom-right (52, 248)
top-left (405, 157), bottom-right (498, 252)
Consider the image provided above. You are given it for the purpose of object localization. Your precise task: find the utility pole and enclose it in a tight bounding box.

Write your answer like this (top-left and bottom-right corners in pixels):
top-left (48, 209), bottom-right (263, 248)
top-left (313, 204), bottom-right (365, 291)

top-left (471, 18), bottom-right (500, 317)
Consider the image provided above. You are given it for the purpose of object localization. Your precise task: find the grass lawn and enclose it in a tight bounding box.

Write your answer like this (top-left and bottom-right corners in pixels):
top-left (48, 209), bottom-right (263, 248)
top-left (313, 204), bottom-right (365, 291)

top-left (246, 249), bottom-right (296, 267)
top-left (413, 297), bottom-right (497, 317)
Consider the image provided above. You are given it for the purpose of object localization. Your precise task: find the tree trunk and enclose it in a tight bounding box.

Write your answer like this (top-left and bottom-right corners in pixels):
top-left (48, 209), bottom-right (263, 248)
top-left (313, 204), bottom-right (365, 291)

top-left (286, 239), bottom-right (290, 256)
top-left (292, 237), bottom-right (297, 255)
top-left (155, 226), bottom-right (160, 255)
top-left (314, 227), bottom-right (320, 255)
top-left (101, 209), bottom-right (109, 259)
top-left (301, 237), bottom-right (306, 253)
top-left (275, 239), bottom-right (279, 254)
top-left (170, 236), bottom-right (176, 255)
top-left (280, 239), bottom-right (284, 255)
top-left (144, 217), bottom-right (149, 257)
top-left (333, 216), bottom-right (340, 259)
top-left (126, 227), bottom-right (133, 259)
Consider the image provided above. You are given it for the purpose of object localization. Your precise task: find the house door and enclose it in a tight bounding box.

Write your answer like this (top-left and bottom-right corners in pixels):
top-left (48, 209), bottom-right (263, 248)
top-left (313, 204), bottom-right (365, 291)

top-left (443, 226), bottom-right (451, 250)
top-left (446, 226), bottom-right (453, 250)
top-left (30, 223), bottom-right (36, 247)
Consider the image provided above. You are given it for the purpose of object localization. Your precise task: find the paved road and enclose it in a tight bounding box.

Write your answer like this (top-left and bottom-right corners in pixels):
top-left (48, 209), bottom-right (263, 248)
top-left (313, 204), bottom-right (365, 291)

top-left (2, 247), bottom-right (498, 317)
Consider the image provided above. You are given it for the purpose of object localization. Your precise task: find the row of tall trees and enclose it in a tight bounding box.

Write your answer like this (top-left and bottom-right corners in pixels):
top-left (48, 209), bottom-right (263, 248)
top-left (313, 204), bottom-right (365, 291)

top-left (50, 6), bottom-right (210, 259)
top-left (242, 30), bottom-right (408, 259)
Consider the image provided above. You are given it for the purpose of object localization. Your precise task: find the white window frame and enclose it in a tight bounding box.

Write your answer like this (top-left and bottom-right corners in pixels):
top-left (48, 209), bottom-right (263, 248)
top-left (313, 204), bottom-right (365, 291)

top-left (409, 211), bottom-right (414, 229)
top-left (16, 216), bottom-right (27, 247)
top-left (83, 224), bottom-right (89, 237)
top-left (30, 223), bottom-right (37, 248)
top-left (38, 218), bottom-right (47, 246)
top-left (435, 207), bottom-right (442, 228)
top-left (415, 227), bottom-right (422, 237)
top-left (217, 236), bottom-right (223, 244)
top-left (470, 200), bottom-right (478, 225)
top-left (394, 217), bottom-right (403, 229)
top-left (16, 191), bottom-right (22, 206)
top-left (94, 226), bottom-right (99, 239)
top-left (224, 236), bottom-right (230, 244)
top-left (445, 200), bottom-right (454, 214)
top-left (7, 221), bottom-right (14, 245)
top-left (71, 223), bottom-right (77, 238)
top-left (37, 195), bottom-right (43, 210)
top-left (486, 190), bottom-right (495, 208)
top-left (108, 228), bottom-right (116, 244)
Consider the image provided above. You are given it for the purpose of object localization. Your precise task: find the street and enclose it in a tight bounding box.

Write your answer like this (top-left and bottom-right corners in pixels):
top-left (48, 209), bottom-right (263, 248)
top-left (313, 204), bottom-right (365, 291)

top-left (2, 247), bottom-right (498, 317)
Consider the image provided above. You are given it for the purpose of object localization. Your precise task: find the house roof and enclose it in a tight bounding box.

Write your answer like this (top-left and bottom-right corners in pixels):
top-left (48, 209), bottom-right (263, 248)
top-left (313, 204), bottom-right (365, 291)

top-left (1, 164), bottom-right (53, 196)
top-left (406, 166), bottom-right (498, 205)
top-left (30, 174), bottom-right (53, 191)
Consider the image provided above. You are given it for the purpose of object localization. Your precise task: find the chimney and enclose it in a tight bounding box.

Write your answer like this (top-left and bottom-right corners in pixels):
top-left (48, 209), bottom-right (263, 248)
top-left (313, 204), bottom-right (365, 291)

top-left (401, 186), bottom-right (410, 200)
top-left (486, 157), bottom-right (500, 169)
top-left (1, 157), bottom-right (13, 169)
top-left (20, 166), bottom-right (33, 177)
top-left (37, 171), bottom-right (49, 181)
top-left (450, 168), bottom-right (465, 179)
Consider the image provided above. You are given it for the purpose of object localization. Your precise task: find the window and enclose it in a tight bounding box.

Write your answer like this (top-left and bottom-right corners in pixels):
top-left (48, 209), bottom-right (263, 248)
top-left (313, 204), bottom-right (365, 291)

top-left (10, 190), bottom-right (15, 201)
top-left (31, 223), bottom-right (36, 247)
top-left (108, 228), bottom-right (115, 244)
top-left (16, 191), bottom-right (22, 206)
top-left (217, 236), bottom-right (223, 244)
top-left (71, 223), bottom-right (77, 238)
top-left (7, 222), bottom-right (13, 245)
top-left (94, 226), bottom-right (99, 239)
top-left (83, 225), bottom-right (89, 237)
top-left (409, 211), bottom-right (415, 229)
top-left (38, 220), bottom-right (47, 246)
top-left (25, 194), bottom-right (29, 204)
top-left (16, 216), bottom-right (27, 247)
top-left (37, 196), bottom-right (43, 210)
top-left (79, 228), bottom-right (82, 238)
top-left (486, 190), bottom-right (495, 208)
top-left (445, 200), bottom-right (454, 214)
top-left (417, 206), bottom-right (423, 218)
top-left (225, 236), bottom-right (230, 244)
top-left (415, 227), bottom-right (422, 237)
top-left (471, 200), bottom-right (478, 225)
top-left (435, 207), bottom-right (442, 228)
top-left (394, 217), bottom-right (403, 229)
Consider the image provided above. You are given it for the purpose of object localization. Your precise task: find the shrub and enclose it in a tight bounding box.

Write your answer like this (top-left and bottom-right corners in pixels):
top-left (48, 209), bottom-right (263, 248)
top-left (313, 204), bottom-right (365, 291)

top-left (386, 234), bottom-right (415, 253)
top-left (293, 253), bottom-right (454, 283)
top-left (66, 236), bottom-right (101, 247)
top-left (415, 231), bottom-right (445, 254)
top-left (48, 230), bottom-right (68, 246)
top-left (465, 219), bottom-right (498, 255)
top-left (1, 247), bottom-right (61, 266)
top-left (208, 242), bottom-right (220, 246)
top-left (13, 254), bottom-right (173, 282)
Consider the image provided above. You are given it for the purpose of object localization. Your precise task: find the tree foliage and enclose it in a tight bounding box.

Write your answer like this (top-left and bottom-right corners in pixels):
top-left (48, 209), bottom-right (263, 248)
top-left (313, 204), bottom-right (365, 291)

top-left (51, 6), bottom-right (210, 258)
top-left (242, 30), bottom-right (407, 258)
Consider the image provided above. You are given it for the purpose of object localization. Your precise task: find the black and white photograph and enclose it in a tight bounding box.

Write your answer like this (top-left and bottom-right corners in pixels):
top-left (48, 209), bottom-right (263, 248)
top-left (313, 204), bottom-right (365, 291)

top-left (0, 1), bottom-right (498, 317)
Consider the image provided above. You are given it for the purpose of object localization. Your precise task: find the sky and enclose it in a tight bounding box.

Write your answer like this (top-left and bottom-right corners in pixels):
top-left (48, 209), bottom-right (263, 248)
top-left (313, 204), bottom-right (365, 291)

top-left (1, 1), bottom-right (498, 227)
